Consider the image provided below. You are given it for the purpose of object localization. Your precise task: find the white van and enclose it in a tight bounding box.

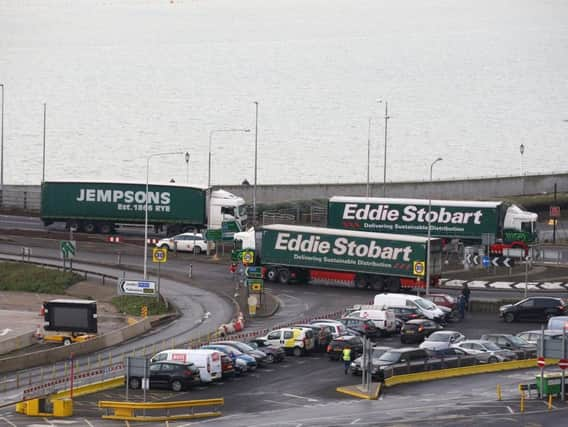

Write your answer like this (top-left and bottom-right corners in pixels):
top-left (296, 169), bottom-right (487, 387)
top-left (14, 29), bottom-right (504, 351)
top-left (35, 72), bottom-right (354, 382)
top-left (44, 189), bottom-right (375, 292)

top-left (348, 308), bottom-right (396, 335)
top-left (151, 349), bottom-right (223, 383)
top-left (373, 293), bottom-right (445, 322)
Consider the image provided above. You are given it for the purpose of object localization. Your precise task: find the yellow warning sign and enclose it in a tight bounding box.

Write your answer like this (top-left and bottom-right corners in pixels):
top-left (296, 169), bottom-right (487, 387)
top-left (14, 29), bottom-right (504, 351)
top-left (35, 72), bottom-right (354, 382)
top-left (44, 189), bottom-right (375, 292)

top-left (413, 261), bottom-right (425, 276)
top-left (242, 250), bottom-right (254, 265)
top-left (152, 247), bottom-right (168, 263)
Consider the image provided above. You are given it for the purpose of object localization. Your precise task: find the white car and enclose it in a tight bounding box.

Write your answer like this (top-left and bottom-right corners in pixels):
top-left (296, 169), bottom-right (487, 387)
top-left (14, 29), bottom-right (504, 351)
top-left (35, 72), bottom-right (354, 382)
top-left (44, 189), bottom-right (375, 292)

top-left (419, 331), bottom-right (465, 352)
top-left (156, 232), bottom-right (214, 253)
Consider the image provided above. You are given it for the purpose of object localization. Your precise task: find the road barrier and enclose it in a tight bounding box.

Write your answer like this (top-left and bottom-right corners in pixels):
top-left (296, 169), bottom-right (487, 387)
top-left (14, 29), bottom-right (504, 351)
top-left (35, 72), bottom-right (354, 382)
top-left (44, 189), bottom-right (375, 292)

top-left (98, 397), bottom-right (224, 421)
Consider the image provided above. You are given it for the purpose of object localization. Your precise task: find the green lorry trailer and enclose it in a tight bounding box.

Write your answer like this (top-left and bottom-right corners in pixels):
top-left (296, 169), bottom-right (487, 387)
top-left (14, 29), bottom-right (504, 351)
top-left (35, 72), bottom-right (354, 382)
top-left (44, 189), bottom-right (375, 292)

top-left (40, 181), bottom-right (247, 235)
top-left (234, 224), bottom-right (442, 291)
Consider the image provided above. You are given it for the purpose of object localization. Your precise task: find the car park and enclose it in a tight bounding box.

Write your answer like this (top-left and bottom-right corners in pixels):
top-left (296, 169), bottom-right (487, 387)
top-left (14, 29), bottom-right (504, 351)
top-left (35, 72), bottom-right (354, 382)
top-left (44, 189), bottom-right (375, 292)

top-left (150, 349), bottom-right (223, 383)
top-left (350, 346), bottom-right (391, 376)
top-left (346, 308), bottom-right (397, 336)
top-left (260, 327), bottom-right (315, 356)
top-left (155, 232), bottom-right (214, 253)
top-left (200, 343), bottom-right (257, 374)
top-left (246, 338), bottom-right (286, 363)
top-left (453, 339), bottom-right (517, 363)
top-left (213, 340), bottom-right (269, 365)
top-left (340, 317), bottom-right (380, 338)
top-left (326, 335), bottom-right (364, 361)
top-left (127, 360), bottom-right (201, 391)
top-left (400, 319), bottom-right (443, 344)
top-left (419, 331), bottom-right (465, 352)
top-left (480, 333), bottom-right (537, 356)
top-left (499, 297), bottom-right (567, 323)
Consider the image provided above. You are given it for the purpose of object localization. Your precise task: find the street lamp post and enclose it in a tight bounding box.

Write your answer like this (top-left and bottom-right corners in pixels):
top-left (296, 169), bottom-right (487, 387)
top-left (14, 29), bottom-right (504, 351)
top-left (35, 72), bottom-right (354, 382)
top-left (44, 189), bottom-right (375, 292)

top-left (519, 144), bottom-right (525, 195)
top-left (208, 128), bottom-right (251, 188)
top-left (366, 117), bottom-right (371, 197)
top-left (426, 157), bottom-right (443, 296)
top-left (253, 101), bottom-right (259, 227)
top-left (144, 151), bottom-right (185, 279)
top-left (377, 100), bottom-right (390, 197)
top-left (0, 83), bottom-right (4, 196)
top-left (42, 103), bottom-right (47, 183)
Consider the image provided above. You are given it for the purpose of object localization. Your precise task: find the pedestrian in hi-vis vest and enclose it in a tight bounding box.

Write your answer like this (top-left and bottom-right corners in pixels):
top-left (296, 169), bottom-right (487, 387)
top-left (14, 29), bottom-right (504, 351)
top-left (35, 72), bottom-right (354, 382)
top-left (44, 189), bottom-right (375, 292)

top-left (342, 347), bottom-right (352, 375)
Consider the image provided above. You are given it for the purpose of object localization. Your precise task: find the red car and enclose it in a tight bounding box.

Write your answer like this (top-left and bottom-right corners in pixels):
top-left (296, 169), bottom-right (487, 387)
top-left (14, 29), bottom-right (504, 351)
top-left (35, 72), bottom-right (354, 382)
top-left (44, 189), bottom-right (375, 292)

top-left (425, 293), bottom-right (457, 310)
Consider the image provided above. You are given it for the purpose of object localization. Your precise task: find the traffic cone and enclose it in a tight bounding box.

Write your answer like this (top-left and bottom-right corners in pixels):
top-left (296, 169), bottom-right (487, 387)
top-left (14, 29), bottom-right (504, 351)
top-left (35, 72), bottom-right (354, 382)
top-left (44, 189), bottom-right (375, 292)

top-left (35, 324), bottom-right (43, 340)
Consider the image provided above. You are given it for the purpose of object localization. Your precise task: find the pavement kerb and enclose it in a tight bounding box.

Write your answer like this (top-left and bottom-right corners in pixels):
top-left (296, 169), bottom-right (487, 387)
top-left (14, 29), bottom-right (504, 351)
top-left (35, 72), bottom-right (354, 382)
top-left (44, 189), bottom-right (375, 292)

top-left (384, 359), bottom-right (538, 388)
top-left (336, 382), bottom-right (382, 400)
top-left (50, 376), bottom-right (124, 401)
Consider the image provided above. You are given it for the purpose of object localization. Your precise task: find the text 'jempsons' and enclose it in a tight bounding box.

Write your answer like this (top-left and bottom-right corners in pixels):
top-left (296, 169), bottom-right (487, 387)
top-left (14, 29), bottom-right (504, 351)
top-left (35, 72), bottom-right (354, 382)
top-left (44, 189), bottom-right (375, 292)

top-left (274, 233), bottom-right (413, 261)
top-left (342, 203), bottom-right (483, 224)
top-left (76, 189), bottom-right (171, 205)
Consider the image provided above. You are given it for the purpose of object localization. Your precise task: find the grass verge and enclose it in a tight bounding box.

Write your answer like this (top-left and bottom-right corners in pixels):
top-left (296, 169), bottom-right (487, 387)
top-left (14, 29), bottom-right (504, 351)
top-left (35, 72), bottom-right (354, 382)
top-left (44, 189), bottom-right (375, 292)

top-left (0, 261), bottom-right (83, 293)
top-left (111, 295), bottom-right (171, 316)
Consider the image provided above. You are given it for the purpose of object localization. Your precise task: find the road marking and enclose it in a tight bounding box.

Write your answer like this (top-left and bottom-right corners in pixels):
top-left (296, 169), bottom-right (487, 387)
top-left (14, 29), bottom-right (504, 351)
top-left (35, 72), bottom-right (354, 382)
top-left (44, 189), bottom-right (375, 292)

top-left (282, 393), bottom-right (318, 402)
top-left (543, 401), bottom-right (557, 409)
top-left (506, 406), bottom-right (514, 414)
top-left (83, 419), bottom-right (95, 427)
top-left (263, 399), bottom-right (303, 407)
top-left (0, 417), bottom-right (17, 427)
top-left (350, 418), bottom-right (361, 425)
top-left (0, 328), bottom-right (12, 336)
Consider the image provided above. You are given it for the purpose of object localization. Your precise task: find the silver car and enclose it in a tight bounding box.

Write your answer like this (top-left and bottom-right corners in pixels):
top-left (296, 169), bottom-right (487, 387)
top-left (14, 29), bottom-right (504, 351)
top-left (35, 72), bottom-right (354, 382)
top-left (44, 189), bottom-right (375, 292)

top-left (453, 339), bottom-right (516, 363)
top-left (419, 331), bottom-right (465, 352)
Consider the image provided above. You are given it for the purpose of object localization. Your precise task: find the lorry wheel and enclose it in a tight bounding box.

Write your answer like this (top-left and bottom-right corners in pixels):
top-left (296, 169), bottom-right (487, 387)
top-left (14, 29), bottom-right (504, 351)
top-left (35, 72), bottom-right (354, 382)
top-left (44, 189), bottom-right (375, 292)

top-left (386, 278), bottom-right (401, 292)
top-left (83, 222), bottom-right (98, 233)
top-left (354, 275), bottom-right (367, 289)
top-left (278, 269), bottom-right (291, 284)
top-left (99, 223), bottom-right (114, 234)
top-left (63, 338), bottom-right (72, 346)
top-left (68, 220), bottom-right (81, 232)
top-left (129, 377), bottom-right (141, 389)
top-left (266, 268), bottom-right (278, 282)
top-left (370, 277), bottom-right (385, 292)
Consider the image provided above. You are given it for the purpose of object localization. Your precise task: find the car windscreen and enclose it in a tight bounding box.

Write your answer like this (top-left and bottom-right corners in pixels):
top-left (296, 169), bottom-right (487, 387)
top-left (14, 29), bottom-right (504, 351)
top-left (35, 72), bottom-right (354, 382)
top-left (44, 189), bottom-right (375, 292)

top-left (377, 352), bottom-right (401, 363)
top-left (509, 336), bottom-right (530, 346)
top-left (427, 334), bottom-right (449, 342)
top-left (415, 298), bottom-right (436, 310)
top-left (484, 342), bottom-right (501, 351)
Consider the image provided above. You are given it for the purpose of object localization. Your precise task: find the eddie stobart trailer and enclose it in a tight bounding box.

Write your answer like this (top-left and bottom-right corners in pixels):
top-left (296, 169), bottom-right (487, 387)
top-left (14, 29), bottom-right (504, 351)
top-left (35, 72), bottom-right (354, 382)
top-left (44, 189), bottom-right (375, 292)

top-left (234, 224), bottom-right (442, 292)
top-left (327, 196), bottom-right (538, 251)
top-left (40, 181), bottom-right (246, 235)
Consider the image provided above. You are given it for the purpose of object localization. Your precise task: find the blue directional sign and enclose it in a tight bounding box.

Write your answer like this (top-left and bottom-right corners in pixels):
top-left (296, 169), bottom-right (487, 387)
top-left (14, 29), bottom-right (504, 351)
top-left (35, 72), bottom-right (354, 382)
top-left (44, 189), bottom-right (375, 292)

top-left (482, 255), bottom-right (491, 268)
top-left (245, 266), bottom-right (263, 279)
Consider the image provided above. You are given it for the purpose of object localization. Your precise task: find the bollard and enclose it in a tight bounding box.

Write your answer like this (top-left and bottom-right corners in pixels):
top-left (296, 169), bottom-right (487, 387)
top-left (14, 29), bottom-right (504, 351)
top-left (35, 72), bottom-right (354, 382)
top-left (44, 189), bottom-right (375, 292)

top-left (548, 394), bottom-right (553, 410)
top-left (497, 384), bottom-right (502, 401)
top-left (189, 264), bottom-right (193, 279)
top-left (520, 393), bottom-right (525, 413)
top-left (98, 354), bottom-right (102, 369)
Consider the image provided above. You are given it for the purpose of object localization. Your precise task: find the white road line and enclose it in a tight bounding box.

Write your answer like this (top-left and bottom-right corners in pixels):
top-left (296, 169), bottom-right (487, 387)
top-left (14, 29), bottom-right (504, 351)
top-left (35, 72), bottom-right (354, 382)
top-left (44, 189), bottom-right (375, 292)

top-left (0, 417), bottom-right (17, 427)
top-left (263, 399), bottom-right (303, 407)
top-left (350, 418), bottom-right (361, 425)
top-left (282, 393), bottom-right (318, 402)
top-left (543, 401), bottom-right (557, 409)
top-left (506, 406), bottom-right (514, 414)
top-left (83, 419), bottom-right (95, 427)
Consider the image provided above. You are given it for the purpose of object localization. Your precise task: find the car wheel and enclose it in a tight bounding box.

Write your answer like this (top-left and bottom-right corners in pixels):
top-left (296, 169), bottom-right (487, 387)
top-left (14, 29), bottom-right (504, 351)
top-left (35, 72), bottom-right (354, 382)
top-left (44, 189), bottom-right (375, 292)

top-left (171, 380), bottom-right (183, 392)
top-left (293, 346), bottom-right (303, 357)
top-left (545, 312), bottom-right (555, 321)
top-left (265, 353), bottom-right (275, 364)
top-left (400, 336), bottom-right (407, 344)
top-left (504, 313), bottom-right (515, 323)
top-left (63, 338), bottom-right (72, 346)
top-left (194, 246), bottom-right (202, 254)
top-left (488, 356), bottom-right (498, 364)
top-left (129, 377), bottom-right (141, 390)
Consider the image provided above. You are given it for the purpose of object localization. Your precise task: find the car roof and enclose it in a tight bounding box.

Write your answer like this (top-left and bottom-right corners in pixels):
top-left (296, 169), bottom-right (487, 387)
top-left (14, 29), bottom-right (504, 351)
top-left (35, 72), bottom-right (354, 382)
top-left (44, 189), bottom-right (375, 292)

top-left (405, 318), bottom-right (430, 324)
top-left (457, 339), bottom-right (493, 345)
top-left (332, 335), bottom-right (359, 341)
top-left (431, 330), bottom-right (460, 335)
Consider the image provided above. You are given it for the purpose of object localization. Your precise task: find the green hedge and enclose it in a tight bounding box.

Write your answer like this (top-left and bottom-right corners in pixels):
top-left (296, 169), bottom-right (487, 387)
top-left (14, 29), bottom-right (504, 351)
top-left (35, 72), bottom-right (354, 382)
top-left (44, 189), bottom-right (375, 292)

top-left (111, 295), bottom-right (170, 316)
top-left (0, 262), bottom-right (83, 294)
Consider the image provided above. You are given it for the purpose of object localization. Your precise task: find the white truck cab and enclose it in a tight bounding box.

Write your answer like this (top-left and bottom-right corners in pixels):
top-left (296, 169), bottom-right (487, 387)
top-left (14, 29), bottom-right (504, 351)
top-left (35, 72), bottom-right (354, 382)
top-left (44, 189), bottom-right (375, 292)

top-left (209, 190), bottom-right (247, 237)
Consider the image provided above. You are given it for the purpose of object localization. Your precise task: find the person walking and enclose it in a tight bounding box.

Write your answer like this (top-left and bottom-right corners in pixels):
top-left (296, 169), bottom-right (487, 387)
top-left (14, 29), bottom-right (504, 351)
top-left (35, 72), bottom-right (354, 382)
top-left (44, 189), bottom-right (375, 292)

top-left (458, 294), bottom-right (466, 320)
top-left (342, 346), bottom-right (352, 375)
top-left (462, 283), bottom-right (471, 312)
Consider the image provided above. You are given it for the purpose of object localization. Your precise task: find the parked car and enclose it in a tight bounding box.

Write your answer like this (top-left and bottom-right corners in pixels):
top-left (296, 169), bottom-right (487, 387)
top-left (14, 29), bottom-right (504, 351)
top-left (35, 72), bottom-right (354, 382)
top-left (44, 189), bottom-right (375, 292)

top-left (374, 347), bottom-right (430, 370)
top-left (219, 354), bottom-right (236, 377)
top-left (453, 339), bottom-right (517, 363)
top-left (128, 360), bottom-right (201, 391)
top-left (340, 317), bottom-right (380, 338)
top-left (150, 349), bottom-right (223, 383)
top-left (326, 335), bottom-right (364, 361)
top-left (293, 324), bottom-right (333, 350)
top-left (350, 346), bottom-right (391, 376)
top-left (346, 308), bottom-right (397, 336)
top-left (212, 340), bottom-right (269, 365)
top-left (388, 306), bottom-right (424, 322)
top-left (516, 329), bottom-right (566, 346)
top-left (419, 331), bottom-right (465, 352)
top-left (546, 315), bottom-right (568, 331)
top-left (400, 319), bottom-right (443, 344)
top-left (246, 338), bottom-right (286, 363)
top-left (155, 232), bottom-right (214, 253)
top-left (374, 293), bottom-right (446, 322)
top-left (260, 327), bottom-right (315, 356)
top-left (200, 343), bottom-right (256, 374)
top-left (310, 320), bottom-right (346, 338)
top-left (424, 293), bottom-right (457, 311)
top-left (480, 334), bottom-right (537, 355)
top-left (499, 297), bottom-right (567, 323)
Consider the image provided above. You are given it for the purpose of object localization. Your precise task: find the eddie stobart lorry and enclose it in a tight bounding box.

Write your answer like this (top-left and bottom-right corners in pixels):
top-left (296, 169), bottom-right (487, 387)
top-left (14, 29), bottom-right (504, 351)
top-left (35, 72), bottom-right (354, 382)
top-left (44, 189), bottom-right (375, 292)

top-left (40, 180), bottom-right (247, 235)
top-left (327, 196), bottom-right (538, 253)
top-left (233, 224), bottom-right (442, 292)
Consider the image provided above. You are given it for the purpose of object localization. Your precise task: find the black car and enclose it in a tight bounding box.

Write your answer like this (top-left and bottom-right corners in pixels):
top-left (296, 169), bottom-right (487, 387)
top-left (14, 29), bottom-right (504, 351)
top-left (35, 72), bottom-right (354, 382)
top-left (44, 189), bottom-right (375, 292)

top-left (499, 297), bottom-right (567, 323)
top-left (326, 335), bottom-right (364, 361)
top-left (128, 361), bottom-right (201, 391)
top-left (400, 319), bottom-right (443, 344)
top-left (389, 306), bottom-right (425, 322)
top-left (350, 346), bottom-right (391, 376)
top-left (247, 338), bottom-right (286, 363)
top-left (340, 317), bottom-right (380, 338)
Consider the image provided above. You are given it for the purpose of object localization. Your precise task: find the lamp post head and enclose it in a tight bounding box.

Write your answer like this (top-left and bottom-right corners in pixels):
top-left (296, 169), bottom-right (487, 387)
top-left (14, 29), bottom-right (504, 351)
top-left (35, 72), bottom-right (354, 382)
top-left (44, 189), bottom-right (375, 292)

top-left (185, 151), bottom-right (190, 163)
top-left (519, 144), bottom-right (525, 155)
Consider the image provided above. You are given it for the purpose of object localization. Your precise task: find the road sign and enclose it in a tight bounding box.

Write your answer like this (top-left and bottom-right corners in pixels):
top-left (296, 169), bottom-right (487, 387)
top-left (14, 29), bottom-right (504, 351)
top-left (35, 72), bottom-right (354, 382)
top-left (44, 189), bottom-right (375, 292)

top-left (152, 247), bottom-right (168, 263)
top-left (559, 359), bottom-right (568, 370)
top-left (245, 266), bottom-right (263, 279)
top-left (491, 256), bottom-right (514, 268)
top-left (242, 250), bottom-right (255, 265)
top-left (413, 261), bottom-right (425, 276)
top-left (482, 255), bottom-right (490, 268)
top-left (246, 278), bottom-right (263, 293)
top-left (119, 279), bottom-right (157, 296)
top-left (60, 240), bottom-right (76, 259)
top-left (205, 229), bottom-right (222, 241)
top-left (550, 206), bottom-right (561, 219)
top-left (537, 357), bottom-right (546, 368)
top-left (465, 254), bottom-right (480, 265)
